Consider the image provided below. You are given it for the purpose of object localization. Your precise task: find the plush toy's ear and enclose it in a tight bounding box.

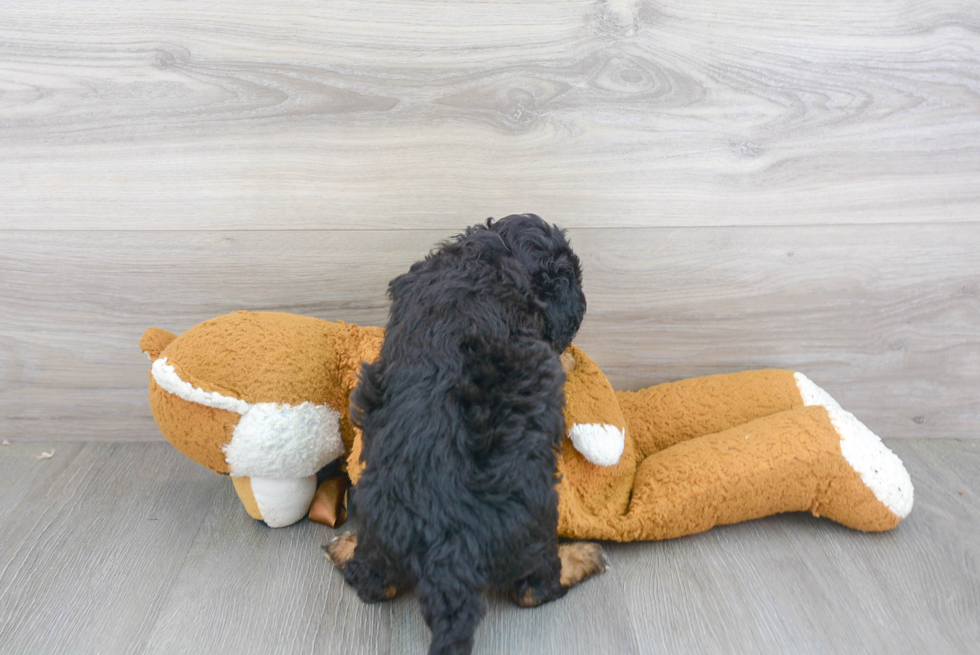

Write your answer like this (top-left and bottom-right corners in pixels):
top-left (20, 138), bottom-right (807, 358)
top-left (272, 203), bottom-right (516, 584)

top-left (140, 328), bottom-right (176, 361)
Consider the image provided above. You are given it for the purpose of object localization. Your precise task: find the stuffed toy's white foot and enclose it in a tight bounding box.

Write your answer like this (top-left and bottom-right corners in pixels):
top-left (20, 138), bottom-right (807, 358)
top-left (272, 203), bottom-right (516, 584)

top-left (795, 373), bottom-right (914, 519)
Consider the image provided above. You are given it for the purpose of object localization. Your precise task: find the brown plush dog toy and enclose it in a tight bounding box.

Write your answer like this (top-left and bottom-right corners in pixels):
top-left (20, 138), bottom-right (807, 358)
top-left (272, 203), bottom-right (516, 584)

top-left (141, 311), bottom-right (913, 538)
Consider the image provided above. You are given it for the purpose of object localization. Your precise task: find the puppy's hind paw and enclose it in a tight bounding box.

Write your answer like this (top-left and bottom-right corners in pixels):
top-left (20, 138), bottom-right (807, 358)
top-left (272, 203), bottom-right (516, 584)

top-left (558, 542), bottom-right (607, 588)
top-left (322, 533), bottom-right (357, 570)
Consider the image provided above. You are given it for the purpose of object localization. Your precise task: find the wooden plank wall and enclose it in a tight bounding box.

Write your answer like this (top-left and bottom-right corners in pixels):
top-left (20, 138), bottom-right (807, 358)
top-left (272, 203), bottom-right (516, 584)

top-left (1, 0), bottom-right (978, 441)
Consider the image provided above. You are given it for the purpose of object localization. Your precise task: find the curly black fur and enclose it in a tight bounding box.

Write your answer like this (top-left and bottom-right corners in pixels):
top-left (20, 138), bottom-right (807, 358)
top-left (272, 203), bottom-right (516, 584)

top-left (345, 214), bottom-right (586, 655)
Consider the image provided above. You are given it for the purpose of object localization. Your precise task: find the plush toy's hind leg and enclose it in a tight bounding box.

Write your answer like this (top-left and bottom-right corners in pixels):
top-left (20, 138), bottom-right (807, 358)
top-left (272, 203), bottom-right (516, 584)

top-left (602, 402), bottom-right (912, 542)
top-left (617, 369), bottom-right (806, 458)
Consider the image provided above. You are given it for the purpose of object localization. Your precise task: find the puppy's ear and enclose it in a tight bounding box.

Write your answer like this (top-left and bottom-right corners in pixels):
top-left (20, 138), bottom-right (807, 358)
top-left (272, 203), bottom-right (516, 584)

top-left (350, 359), bottom-right (384, 430)
top-left (386, 260), bottom-right (425, 303)
top-left (487, 214), bottom-right (587, 351)
top-left (535, 251), bottom-right (586, 353)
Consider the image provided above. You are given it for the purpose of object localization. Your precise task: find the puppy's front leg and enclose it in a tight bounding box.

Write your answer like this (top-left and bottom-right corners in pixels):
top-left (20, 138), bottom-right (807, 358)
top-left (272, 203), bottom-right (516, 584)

top-left (323, 534), bottom-right (399, 602)
top-left (322, 533), bottom-right (358, 569)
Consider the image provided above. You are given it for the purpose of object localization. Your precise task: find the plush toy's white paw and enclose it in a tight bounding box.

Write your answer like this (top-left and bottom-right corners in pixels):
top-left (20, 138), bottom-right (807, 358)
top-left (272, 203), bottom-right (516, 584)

top-left (795, 373), bottom-right (914, 519)
top-left (248, 475), bottom-right (318, 528)
top-left (569, 423), bottom-right (625, 467)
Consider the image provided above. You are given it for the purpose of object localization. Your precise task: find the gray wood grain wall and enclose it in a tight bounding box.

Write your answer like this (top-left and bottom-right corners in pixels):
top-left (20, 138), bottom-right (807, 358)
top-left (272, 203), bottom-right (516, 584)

top-left (1, 0), bottom-right (978, 441)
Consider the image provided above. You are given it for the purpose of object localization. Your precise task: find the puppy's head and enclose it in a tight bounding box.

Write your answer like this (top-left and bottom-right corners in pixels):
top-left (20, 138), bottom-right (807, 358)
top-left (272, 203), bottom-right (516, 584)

top-left (487, 214), bottom-right (586, 352)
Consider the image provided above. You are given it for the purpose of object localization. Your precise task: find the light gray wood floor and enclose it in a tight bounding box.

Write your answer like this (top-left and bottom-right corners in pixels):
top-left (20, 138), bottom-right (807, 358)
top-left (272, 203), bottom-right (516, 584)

top-left (0, 439), bottom-right (976, 654)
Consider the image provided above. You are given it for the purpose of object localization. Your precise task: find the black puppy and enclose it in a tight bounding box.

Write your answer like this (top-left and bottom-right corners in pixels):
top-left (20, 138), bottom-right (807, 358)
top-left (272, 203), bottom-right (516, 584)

top-left (325, 214), bottom-right (606, 655)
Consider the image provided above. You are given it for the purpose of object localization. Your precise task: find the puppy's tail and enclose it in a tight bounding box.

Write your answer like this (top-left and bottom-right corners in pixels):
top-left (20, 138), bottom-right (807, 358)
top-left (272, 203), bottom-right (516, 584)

top-left (418, 571), bottom-right (485, 655)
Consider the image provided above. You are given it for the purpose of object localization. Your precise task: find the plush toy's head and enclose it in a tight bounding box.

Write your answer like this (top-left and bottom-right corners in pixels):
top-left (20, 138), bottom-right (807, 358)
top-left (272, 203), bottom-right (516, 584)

top-left (141, 311), bottom-right (383, 526)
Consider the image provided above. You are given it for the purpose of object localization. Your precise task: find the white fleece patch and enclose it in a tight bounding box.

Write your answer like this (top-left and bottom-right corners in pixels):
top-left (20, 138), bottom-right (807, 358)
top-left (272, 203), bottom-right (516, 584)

top-left (151, 357), bottom-right (344, 479)
top-left (249, 475), bottom-right (318, 528)
top-left (569, 423), bottom-right (625, 467)
top-left (224, 402), bottom-right (344, 479)
top-left (795, 372), bottom-right (913, 519)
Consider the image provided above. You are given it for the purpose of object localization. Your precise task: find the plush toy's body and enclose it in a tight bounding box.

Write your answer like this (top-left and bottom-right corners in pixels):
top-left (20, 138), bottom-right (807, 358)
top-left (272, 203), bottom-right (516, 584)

top-left (141, 311), bottom-right (912, 537)
top-left (551, 347), bottom-right (912, 540)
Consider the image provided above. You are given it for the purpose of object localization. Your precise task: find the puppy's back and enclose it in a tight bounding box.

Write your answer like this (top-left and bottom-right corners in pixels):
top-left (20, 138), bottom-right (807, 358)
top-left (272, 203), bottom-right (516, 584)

top-left (352, 331), bottom-right (565, 564)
